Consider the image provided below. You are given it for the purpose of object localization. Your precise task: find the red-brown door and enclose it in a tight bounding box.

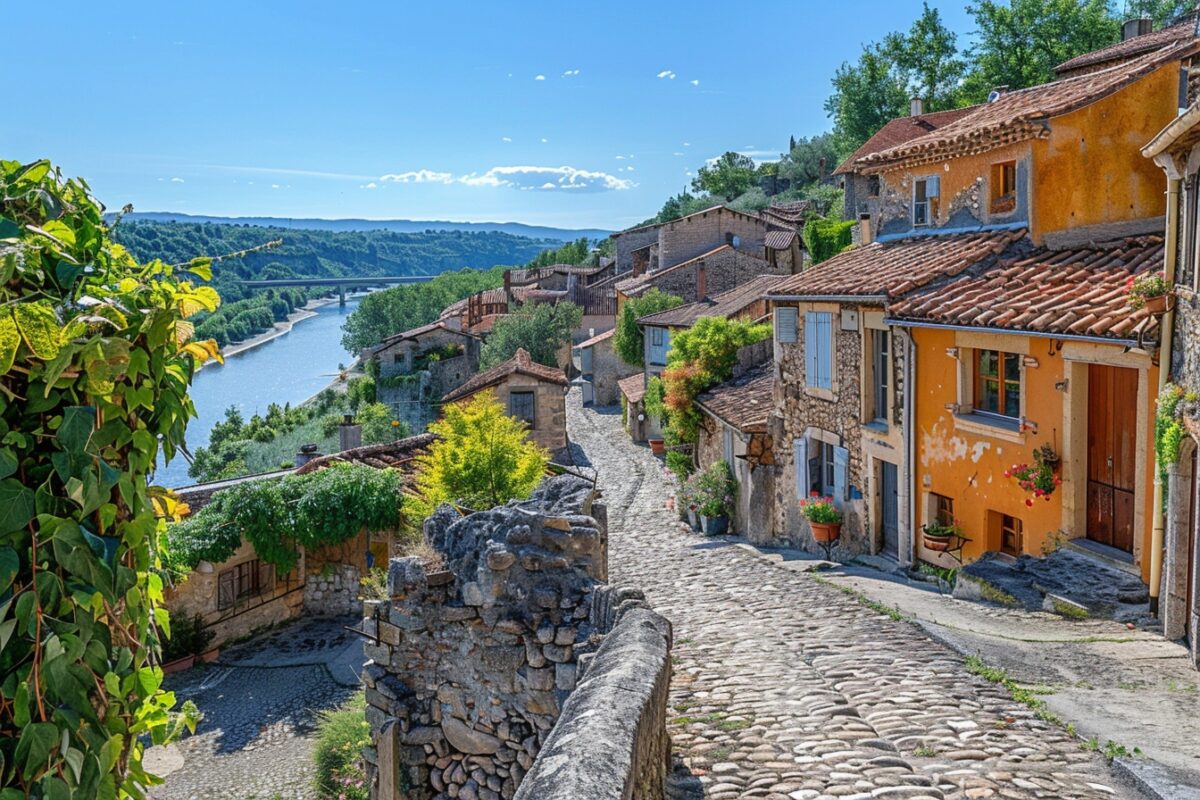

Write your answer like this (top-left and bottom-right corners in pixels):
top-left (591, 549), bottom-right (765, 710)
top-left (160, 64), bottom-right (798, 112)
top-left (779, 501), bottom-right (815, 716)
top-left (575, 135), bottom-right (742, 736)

top-left (1086, 364), bottom-right (1137, 552)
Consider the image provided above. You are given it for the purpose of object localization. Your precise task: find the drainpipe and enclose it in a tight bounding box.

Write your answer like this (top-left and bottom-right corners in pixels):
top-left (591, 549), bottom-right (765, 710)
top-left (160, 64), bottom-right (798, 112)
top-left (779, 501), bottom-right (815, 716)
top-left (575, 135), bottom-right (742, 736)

top-left (1150, 175), bottom-right (1181, 616)
top-left (901, 327), bottom-right (916, 567)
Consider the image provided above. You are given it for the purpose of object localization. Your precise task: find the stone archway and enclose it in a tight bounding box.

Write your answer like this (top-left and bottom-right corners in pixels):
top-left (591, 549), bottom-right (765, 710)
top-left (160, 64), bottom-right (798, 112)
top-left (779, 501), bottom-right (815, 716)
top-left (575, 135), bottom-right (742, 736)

top-left (1164, 435), bottom-right (1199, 659)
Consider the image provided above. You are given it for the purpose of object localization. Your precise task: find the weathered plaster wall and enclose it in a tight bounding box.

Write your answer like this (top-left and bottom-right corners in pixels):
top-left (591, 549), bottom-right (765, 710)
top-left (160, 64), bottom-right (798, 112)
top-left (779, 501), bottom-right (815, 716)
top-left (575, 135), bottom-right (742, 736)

top-left (586, 335), bottom-right (636, 407)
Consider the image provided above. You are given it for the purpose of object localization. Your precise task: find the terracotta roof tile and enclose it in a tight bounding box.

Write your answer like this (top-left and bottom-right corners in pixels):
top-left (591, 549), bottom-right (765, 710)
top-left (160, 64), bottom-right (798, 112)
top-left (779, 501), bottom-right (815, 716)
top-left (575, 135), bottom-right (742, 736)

top-left (760, 201), bottom-right (813, 227)
top-left (637, 275), bottom-right (783, 328)
top-left (765, 230), bottom-right (798, 250)
top-left (768, 228), bottom-right (1027, 300)
top-left (574, 327), bottom-right (615, 349)
top-left (370, 320), bottom-right (474, 352)
top-left (696, 361), bottom-right (774, 433)
top-left (614, 244), bottom-right (736, 296)
top-left (1055, 18), bottom-right (1195, 76)
top-left (888, 235), bottom-right (1164, 341)
top-left (294, 433), bottom-right (436, 477)
top-left (442, 348), bottom-right (567, 403)
top-left (832, 107), bottom-right (979, 176)
top-left (618, 373), bottom-right (646, 404)
top-left (859, 42), bottom-right (1197, 171)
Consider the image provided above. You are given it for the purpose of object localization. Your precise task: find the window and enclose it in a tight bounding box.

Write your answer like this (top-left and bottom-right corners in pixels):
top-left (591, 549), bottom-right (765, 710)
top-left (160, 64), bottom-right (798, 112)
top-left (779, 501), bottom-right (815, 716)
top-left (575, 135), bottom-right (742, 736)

top-left (871, 329), bottom-right (889, 423)
top-left (394, 353), bottom-right (404, 365)
top-left (974, 350), bottom-right (1021, 419)
top-left (990, 161), bottom-right (1017, 214)
top-left (809, 441), bottom-right (836, 497)
top-left (775, 307), bottom-right (798, 344)
top-left (991, 511), bottom-right (1023, 556)
top-left (793, 436), bottom-right (849, 504)
top-left (723, 427), bottom-right (735, 468)
top-left (650, 327), bottom-right (664, 347)
top-left (217, 559), bottom-right (274, 611)
top-left (647, 327), bottom-right (669, 366)
top-left (913, 176), bottom-right (939, 226)
top-left (509, 391), bottom-right (536, 426)
top-left (804, 312), bottom-right (833, 390)
top-left (932, 493), bottom-right (954, 527)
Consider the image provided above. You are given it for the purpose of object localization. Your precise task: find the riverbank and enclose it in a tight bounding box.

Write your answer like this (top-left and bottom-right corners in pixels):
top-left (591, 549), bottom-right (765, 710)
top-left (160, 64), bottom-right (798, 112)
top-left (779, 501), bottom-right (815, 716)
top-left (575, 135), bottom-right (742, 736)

top-left (206, 293), bottom-right (364, 366)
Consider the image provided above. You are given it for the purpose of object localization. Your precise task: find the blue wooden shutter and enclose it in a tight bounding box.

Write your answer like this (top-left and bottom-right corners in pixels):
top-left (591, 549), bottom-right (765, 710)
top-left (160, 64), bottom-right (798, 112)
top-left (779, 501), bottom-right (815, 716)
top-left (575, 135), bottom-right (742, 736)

top-left (793, 438), bottom-right (808, 498)
top-left (818, 313), bottom-right (832, 389)
top-left (927, 175), bottom-right (940, 197)
top-left (776, 307), bottom-right (797, 344)
top-left (804, 314), bottom-right (818, 387)
top-left (833, 445), bottom-right (849, 506)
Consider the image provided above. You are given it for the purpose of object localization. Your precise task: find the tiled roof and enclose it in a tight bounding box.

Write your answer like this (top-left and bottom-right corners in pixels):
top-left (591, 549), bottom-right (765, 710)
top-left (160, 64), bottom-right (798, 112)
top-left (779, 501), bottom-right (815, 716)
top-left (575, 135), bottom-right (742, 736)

top-left (468, 314), bottom-right (503, 334)
top-left (696, 361), bottom-right (774, 434)
top-left (574, 327), bottom-right (615, 349)
top-left (859, 42), bottom-right (1197, 171)
top-left (832, 107), bottom-right (978, 176)
top-left (889, 235), bottom-right (1164, 341)
top-left (442, 347), bottom-right (567, 403)
top-left (760, 201), bottom-right (812, 226)
top-left (370, 320), bottom-right (472, 352)
top-left (618, 373), bottom-right (646, 404)
top-left (637, 275), bottom-right (783, 328)
top-left (768, 228), bottom-right (1027, 300)
top-left (294, 433), bottom-right (436, 477)
top-left (765, 230), bottom-right (798, 250)
top-left (1055, 18), bottom-right (1195, 76)
top-left (614, 244), bottom-right (736, 296)
top-left (439, 297), bottom-right (469, 319)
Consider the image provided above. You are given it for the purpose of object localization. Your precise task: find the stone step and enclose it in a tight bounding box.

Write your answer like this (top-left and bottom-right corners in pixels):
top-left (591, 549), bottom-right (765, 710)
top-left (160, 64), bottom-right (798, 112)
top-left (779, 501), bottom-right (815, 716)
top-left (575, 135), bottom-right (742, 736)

top-left (1062, 538), bottom-right (1140, 577)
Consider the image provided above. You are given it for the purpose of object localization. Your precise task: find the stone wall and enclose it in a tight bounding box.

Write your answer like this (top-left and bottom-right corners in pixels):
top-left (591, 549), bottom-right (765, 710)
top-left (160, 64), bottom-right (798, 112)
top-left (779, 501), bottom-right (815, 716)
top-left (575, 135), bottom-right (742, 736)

top-left (587, 335), bottom-right (637, 407)
top-left (486, 374), bottom-right (568, 453)
top-left (647, 249), bottom-right (782, 305)
top-left (612, 226), bottom-right (660, 274)
top-left (304, 562), bottom-right (362, 616)
top-left (658, 207), bottom-right (766, 270)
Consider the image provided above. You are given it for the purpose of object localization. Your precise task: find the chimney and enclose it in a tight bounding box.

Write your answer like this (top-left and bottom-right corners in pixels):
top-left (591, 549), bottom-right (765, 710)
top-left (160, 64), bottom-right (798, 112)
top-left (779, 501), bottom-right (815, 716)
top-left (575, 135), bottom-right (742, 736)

top-left (294, 442), bottom-right (321, 468)
top-left (697, 264), bottom-right (707, 300)
top-left (338, 413), bottom-right (363, 452)
top-left (1121, 17), bottom-right (1153, 41)
top-left (910, 97), bottom-right (924, 117)
top-left (858, 212), bottom-right (873, 246)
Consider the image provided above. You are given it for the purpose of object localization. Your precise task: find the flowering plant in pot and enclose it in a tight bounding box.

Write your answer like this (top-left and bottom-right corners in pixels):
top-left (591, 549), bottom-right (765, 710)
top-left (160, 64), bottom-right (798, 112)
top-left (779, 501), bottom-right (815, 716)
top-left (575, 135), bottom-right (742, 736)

top-left (799, 492), bottom-right (842, 543)
top-left (1004, 445), bottom-right (1062, 507)
top-left (1127, 271), bottom-right (1170, 314)
top-left (694, 461), bottom-right (736, 536)
top-left (922, 519), bottom-right (963, 552)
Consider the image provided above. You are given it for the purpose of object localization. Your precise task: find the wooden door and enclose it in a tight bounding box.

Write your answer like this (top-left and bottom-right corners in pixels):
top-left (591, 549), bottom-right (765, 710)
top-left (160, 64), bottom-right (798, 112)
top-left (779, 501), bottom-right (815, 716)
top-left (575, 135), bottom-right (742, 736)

top-left (880, 461), bottom-right (899, 558)
top-left (1086, 364), bottom-right (1138, 552)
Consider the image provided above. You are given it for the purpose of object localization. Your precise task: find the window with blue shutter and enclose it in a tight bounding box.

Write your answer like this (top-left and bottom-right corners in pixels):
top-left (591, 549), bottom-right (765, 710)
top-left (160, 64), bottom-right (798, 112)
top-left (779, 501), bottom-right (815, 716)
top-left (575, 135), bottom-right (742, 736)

top-left (793, 438), bottom-right (808, 498)
top-left (832, 446), bottom-right (849, 507)
top-left (805, 312), bottom-right (832, 390)
top-left (775, 307), bottom-right (798, 344)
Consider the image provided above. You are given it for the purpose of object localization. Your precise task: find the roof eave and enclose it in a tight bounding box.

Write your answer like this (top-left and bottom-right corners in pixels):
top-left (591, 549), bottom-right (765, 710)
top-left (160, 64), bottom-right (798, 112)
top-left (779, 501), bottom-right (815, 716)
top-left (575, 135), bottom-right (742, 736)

top-left (766, 293), bottom-right (887, 304)
top-left (883, 317), bottom-right (1155, 348)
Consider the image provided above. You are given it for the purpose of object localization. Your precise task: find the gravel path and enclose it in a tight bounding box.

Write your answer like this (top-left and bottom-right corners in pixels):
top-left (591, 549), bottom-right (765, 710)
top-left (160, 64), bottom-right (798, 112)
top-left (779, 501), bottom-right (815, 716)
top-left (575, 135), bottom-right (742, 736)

top-left (567, 394), bottom-right (1131, 800)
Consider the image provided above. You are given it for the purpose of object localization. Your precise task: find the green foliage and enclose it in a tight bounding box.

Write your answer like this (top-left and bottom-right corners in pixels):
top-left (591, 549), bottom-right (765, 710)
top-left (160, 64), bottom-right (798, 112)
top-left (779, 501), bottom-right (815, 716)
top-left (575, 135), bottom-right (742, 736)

top-left (883, 3), bottom-right (967, 112)
top-left (164, 463), bottom-right (404, 575)
top-left (826, 44), bottom-right (910, 159)
top-left (412, 393), bottom-right (548, 518)
top-left (803, 217), bottom-right (856, 264)
top-left (0, 158), bottom-right (213, 796)
top-left (799, 494), bottom-right (843, 524)
top-left (1157, 383), bottom-right (1188, 505)
top-left (964, 655), bottom-right (1063, 725)
top-left (1127, 0), bottom-right (1193, 25)
top-left (688, 461), bottom-right (736, 518)
top-left (643, 377), bottom-right (666, 419)
top-left (313, 693), bottom-right (371, 800)
top-left (479, 302), bottom-right (582, 370)
top-left (525, 237), bottom-right (593, 268)
top-left (160, 614), bottom-right (214, 662)
top-left (341, 266), bottom-right (506, 353)
top-left (614, 289), bottom-right (684, 367)
top-left (644, 191), bottom-right (724, 227)
top-left (661, 318), bottom-right (771, 443)
top-left (346, 375), bottom-right (377, 408)
top-left (691, 152), bottom-right (759, 201)
top-left (356, 402), bottom-right (409, 445)
top-left (777, 133), bottom-right (840, 187)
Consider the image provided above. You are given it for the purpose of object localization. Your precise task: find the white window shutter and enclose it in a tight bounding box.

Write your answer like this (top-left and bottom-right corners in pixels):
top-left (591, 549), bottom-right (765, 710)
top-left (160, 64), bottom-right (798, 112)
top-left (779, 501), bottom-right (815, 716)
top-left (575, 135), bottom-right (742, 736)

top-left (833, 445), bottom-right (849, 506)
top-left (794, 438), bottom-right (809, 498)
top-left (928, 175), bottom-right (940, 197)
top-left (776, 307), bottom-right (797, 344)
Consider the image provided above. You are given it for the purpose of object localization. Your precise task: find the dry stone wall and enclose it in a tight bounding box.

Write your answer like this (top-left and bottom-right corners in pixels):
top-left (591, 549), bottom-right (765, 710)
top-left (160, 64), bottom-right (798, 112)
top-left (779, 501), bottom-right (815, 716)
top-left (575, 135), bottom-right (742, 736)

top-left (362, 475), bottom-right (671, 800)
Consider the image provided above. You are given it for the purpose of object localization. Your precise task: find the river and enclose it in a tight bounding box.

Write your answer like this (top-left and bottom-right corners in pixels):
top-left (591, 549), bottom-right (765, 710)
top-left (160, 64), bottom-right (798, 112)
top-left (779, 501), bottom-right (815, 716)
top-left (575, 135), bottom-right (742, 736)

top-left (156, 297), bottom-right (363, 488)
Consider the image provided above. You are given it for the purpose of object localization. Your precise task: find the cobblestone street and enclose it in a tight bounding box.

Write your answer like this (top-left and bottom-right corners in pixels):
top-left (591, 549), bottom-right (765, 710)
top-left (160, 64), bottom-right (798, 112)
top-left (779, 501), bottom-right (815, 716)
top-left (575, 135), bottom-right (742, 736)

top-left (567, 395), bottom-right (1131, 800)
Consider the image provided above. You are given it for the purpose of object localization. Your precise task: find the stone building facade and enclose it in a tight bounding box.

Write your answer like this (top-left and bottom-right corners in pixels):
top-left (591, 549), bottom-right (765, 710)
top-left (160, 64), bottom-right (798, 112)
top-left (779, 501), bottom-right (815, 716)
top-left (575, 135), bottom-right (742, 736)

top-left (617, 246), bottom-right (783, 306)
top-left (656, 206), bottom-right (768, 270)
top-left (573, 328), bottom-right (635, 407)
top-left (370, 323), bottom-right (481, 433)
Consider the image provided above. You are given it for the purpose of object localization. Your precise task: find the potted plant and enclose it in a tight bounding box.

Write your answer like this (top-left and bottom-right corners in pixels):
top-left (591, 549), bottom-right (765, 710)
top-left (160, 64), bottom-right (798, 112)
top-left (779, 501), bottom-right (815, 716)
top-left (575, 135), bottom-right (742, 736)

top-left (196, 617), bottom-right (218, 663)
top-left (162, 613), bottom-right (210, 673)
top-left (922, 519), bottom-right (963, 552)
top-left (1127, 271), bottom-right (1170, 315)
top-left (694, 461), bottom-right (736, 536)
top-left (1005, 446), bottom-right (1062, 507)
top-left (648, 438), bottom-right (666, 456)
top-left (800, 492), bottom-right (842, 544)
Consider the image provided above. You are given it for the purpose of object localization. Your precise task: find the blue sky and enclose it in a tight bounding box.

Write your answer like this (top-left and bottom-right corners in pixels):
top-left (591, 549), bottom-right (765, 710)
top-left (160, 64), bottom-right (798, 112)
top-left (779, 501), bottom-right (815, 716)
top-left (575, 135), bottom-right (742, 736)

top-left (5, 1), bottom-right (973, 230)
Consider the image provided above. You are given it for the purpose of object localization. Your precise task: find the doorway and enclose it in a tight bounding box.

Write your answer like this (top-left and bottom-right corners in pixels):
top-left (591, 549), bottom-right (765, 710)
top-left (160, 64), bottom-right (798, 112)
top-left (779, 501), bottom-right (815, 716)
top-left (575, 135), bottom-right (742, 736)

top-left (879, 461), bottom-right (899, 559)
top-left (1086, 364), bottom-right (1137, 553)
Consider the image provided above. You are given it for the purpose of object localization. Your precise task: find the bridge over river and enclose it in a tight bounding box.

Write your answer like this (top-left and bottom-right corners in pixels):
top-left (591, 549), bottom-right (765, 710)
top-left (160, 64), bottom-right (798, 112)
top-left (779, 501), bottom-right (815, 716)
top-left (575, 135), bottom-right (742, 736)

top-left (239, 275), bottom-right (435, 304)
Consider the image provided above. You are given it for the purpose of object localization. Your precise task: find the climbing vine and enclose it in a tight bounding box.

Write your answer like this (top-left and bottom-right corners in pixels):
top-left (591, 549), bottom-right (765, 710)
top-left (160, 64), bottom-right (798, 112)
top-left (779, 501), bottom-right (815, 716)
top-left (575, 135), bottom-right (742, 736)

top-left (1156, 383), bottom-right (1192, 504)
top-left (0, 159), bottom-right (223, 797)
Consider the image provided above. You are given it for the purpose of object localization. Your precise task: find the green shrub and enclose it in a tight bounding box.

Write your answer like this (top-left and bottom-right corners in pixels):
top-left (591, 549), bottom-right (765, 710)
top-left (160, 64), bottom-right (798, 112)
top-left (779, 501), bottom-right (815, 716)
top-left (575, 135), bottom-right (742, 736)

top-left (313, 694), bottom-right (371, 800)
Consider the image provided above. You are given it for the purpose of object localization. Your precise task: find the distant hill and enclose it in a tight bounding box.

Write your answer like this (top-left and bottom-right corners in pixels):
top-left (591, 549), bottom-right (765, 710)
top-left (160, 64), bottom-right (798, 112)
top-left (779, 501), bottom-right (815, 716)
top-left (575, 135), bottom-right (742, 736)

top-left (113, 211), bottom-right (611, 243)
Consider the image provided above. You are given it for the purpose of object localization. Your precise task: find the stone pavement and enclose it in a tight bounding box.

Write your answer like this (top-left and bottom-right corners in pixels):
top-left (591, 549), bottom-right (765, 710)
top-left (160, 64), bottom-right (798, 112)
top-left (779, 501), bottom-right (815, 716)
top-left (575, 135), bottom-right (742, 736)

top-left (567, 393), bottom-right (1133, 800)
top-left (145, 616), bottom-right (361, 800)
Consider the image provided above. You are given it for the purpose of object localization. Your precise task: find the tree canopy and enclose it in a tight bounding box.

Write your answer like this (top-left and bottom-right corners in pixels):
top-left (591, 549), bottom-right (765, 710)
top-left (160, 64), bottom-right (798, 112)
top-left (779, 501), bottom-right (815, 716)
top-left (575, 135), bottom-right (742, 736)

top-left (614, 290), bottom-right (685, 367)
top-left (691, 152), bottom-right (759, 201)
top-left (479, 302), bottom-right (582, 370)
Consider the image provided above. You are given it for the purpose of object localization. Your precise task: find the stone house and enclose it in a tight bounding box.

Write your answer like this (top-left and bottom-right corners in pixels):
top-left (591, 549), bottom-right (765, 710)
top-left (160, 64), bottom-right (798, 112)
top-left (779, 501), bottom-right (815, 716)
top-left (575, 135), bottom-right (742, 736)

top-left (166, 434), bottom-right (435, 646)
top-left (572, 328), bottom-right (635, 406)
top-left (615, 245), bottom-right (782, 307)
top-left (763, 230), bottom-right (804, 274)
top-left (368, 321), bottom-right (481, 433)
top-left (1144, 93), bottom-right (1200, 660)
top-left (610, 205), bottom-right (771, 279)
top-left (619, 373), bottom-right (650, 442)
top-left (442, 348), bottom-right (569, 453)
top-left (695, 360), bottom-right (775, 543)
top-left (839, 42), bottom-right (1193, 579)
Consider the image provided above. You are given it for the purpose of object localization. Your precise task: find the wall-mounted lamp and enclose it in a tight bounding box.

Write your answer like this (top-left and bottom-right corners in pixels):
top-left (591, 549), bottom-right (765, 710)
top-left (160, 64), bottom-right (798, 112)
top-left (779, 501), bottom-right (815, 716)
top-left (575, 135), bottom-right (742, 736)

top-left (1022, 356), bottom-right (1039, 368)
top-left (1054, 379), bottom-right (1069, 392)
top-left (945, 347), bottom-right (960, 359)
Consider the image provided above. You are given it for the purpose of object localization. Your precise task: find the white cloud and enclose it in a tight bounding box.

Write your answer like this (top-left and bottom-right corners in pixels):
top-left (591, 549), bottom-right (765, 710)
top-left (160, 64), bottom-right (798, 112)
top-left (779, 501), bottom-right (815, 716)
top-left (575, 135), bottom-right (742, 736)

top-left (379, 170), bottom-right (455, 184)
top-left (615, 155), bottom-right (625, 160)
top-left (361, 182), bottom-right (377, 189)
top-left (534, 74), bottom-right (546, 81)
top-left (502, 136), bottom-right (513, 142)
top-left (673, 152), bottom-right (685, 157)
top-left (541, 138), bottom-right (548, 143)
top-left (683, 142), bottom-right (691, 147)
top-left (690, 79), bottom-right (700, 86)
top-left (271, 184), bottom-right (281, 189)
top-left (657, 70), bottom-right (676, 79)
top-left (459, 165), bottom-right (634, 192)
top-left (562, 69), bottom-right (580, 77)
top-left (170, 177), bottom-right (185, 183)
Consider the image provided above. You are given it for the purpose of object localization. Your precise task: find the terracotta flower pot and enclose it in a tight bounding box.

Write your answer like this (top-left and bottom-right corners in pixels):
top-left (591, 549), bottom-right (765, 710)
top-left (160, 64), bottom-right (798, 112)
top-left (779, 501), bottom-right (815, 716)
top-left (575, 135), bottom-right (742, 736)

top-left (923, 533), bottom-right (954, 552)
top-left (648, 439), bottom-right (665, 455)
top-left (1143, 294), bottom-right (1172, 315)
top-left (200, 647), bottom-right (221, 664)
top-left (162, 655), bottom-right (195, 674)
top-left (810, 521), bottom-right (841, 543)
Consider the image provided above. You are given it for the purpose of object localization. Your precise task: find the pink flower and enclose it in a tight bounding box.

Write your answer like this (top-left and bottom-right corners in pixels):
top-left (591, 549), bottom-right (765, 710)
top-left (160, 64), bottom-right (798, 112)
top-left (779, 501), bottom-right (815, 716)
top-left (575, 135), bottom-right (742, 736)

top-left (1025, 498), bottom-right (1034, 507)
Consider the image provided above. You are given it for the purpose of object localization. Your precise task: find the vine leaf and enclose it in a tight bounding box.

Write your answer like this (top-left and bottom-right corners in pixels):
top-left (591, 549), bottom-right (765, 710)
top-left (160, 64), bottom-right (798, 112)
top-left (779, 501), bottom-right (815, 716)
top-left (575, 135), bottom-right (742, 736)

top-left (0, 479), bottom-right (34, 535)
top-left (15, 721), bottom-right (57, 780)
top-left (13, 302), bottom-right (61, 360)
top-left (57, 406), bottom-right (97, 455)
top-left (0, 546), bottom-right (16, 591)
top-left (0, 312), bottom-right (18, 374)
top-left (0, 447), bottom-right (17, 480)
